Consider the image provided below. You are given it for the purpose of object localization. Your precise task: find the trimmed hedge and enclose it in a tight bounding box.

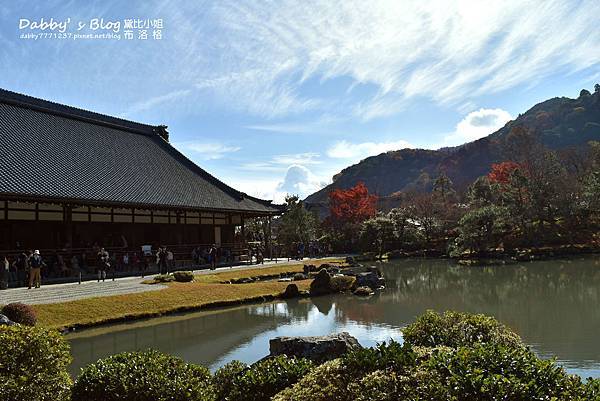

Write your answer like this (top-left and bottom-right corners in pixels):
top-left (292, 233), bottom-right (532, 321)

top-left (71, 350), bottom-right (215, 401)
top-left (274, 311), bottom-right (600, 401)
top-left (215, 355), bottom-right (314, 401)
top-left (0, 325), bottom-right (72, 401)
top-left (402, 310), bottom-right (523, 349)
top-left (2, 302), bottom-right (37, 326)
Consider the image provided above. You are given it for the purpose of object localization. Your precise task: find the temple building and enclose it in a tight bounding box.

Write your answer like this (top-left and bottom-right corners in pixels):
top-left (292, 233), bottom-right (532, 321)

top-left (0, 88), bottom-right (281, 255)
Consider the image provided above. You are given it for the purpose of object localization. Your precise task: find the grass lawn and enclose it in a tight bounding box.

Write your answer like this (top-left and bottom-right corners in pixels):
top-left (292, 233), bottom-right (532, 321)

top-left (33, 259), bottom-right (342, 330)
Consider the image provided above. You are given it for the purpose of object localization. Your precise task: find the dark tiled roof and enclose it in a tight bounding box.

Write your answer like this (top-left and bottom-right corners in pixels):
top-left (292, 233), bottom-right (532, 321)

top-left (0, 88), bottom-right (280, 214)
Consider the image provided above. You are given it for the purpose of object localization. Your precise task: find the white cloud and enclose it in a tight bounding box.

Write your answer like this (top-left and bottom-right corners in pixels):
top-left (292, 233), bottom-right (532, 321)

top-left (160, 0), bottom-right (600, 120)
top-left (272, 152), bottom-right (321, 165)
top-left (276, 165), bottom-right (327, 200)
top-left (444, 108), bottom-right (512, 145)
top-left (327, 139), bottom-right (412, 161)
top-left (225, 165), bottom-right (328, 203)
top-left (176, 142), bottom-right (241, 160)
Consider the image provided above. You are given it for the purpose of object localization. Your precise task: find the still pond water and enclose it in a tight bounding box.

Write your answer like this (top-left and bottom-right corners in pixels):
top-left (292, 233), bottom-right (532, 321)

top-left (67, 257), bottom-right (600, 378)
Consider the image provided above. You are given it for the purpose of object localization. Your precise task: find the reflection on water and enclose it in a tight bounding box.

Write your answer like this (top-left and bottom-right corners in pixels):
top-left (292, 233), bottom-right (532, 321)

top-left (67, 256), bottom-right (600, 378)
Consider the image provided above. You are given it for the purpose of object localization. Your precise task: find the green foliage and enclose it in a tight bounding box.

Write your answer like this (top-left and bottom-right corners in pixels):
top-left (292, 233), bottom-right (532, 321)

top-left (452, 205), bottom-right (510, 255)
top-left (0, 325), bottom-right (72, 401)
top-left (402, 310), bottom-right (523, 350)
top-left (359, 214), bottom-right (395, 257)
top-left (213, 360), bottom-right (248, 401)
top-left (71, 350), bottom-right (214, 401)
top-left (342, 340), bottom-right (416, 376)
top-left (173, 270), bottom-right (194, 282)
top-left (217, 355), bottom-right (314, 401)
top-left (425, 344), bottom-right (585, 400)
top-left (2, 302), bottom-right (37, 326)
top-left (277, 195), bottom-right (319, 252)
top-left (272, 359), bottom-right (349, 401)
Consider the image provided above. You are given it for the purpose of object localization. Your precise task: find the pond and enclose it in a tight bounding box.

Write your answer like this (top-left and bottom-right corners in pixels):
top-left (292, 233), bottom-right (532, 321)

top-left (67, 256), bottom-right (600, 378)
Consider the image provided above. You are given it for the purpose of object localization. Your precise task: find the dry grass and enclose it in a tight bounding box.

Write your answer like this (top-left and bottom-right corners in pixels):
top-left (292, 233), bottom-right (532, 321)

top-left (33, 259), bottom-right (341, 330)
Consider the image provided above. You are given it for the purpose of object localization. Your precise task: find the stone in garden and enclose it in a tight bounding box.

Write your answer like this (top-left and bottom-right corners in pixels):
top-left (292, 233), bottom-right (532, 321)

top-left (309, 269), bottom-right (332, 296)
top-left (353, 286), bottom-right (374, 296)
top-left (293, 272), bottom-right (307, 281)
top-left (355, 271), bottom-right (385, 290)
top-left (269, 332), bottom-right (362, 363)
top-left (280, 283), bottom-right (300, 299)
top-left (345, 256), bottom-right (358, 266)
top-left (0, 313), bottom-right (15, 325)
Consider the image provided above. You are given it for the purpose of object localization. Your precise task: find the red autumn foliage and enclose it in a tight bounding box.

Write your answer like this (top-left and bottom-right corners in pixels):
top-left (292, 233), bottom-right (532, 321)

top-left (488, 161), bottom-right (522, 184)
top-left (328, 182), bottom-right (377, 226)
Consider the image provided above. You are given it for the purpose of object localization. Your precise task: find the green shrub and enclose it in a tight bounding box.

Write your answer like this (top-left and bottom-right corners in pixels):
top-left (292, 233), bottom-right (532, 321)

top-left (329, 275), bottom-right (356, 292)
top-left (423, 344), bottom-right (586, 400)
top-left (173, 270), bottom-right (194, 282)
top-left (213, 360), bottom-right (248, 400)
top-left (220, 355), bottom-right (314, 401)
top-left (0, 325), bottom-right (72, 401)
top-left (71, 350), bottom-right (215, 401)
top-left (403, 310), bottom-right (523, 349)
top-left (1, 302), bottom-right (37, 326)
top-left (272, 359), bottom-right (349, 401)
top-left (342, 340), bottom-right (415, 376)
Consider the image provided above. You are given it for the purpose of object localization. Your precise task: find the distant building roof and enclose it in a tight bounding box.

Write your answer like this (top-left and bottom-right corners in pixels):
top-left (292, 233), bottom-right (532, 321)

top-left (0, 88), bottom-right (281, 214)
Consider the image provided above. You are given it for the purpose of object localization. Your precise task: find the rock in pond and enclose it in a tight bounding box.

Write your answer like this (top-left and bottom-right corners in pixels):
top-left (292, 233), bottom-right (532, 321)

top-left (353, 286), bottom-right (374, 296)
top-left (269, 332), bottom-right (362, 363)
top-left (355, 271), bottom-right (385, 290)
top-left (280, 283), bottom-right (300, 299)
top-left (309, 269), bottom-right (332, 296)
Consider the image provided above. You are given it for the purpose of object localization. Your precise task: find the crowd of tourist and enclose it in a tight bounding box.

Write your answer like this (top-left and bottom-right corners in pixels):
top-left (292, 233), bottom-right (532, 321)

top-left (0, 243), bottom-right (244, 288)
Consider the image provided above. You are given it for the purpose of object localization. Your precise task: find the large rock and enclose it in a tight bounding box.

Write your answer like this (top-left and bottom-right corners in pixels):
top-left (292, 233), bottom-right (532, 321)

top-left (0, 314), bottom-right (15, 326)
top-left (355, 271), bottom-right (385, 290)
top-left (269, 332), bottom-right (362, 363)
top-left (280, 283), bottom-right (300, 299)
top-left (309, 269), bottom-right (332, 296)
top-left (353, 286), bottom-right (374, 296)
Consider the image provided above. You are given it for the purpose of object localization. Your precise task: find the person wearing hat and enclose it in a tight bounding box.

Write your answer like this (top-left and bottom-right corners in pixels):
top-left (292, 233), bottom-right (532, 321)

top-left (28, 250), bottom-right (45, 289)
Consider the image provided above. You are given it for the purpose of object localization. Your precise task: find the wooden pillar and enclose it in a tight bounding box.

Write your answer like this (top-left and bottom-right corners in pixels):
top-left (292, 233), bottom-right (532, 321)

top-left (64, 204), bottom-right (73, 248)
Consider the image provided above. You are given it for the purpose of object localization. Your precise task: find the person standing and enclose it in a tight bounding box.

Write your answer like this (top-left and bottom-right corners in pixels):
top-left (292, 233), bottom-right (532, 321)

top-left (209, 244), bottom-right (218, 270)
top-left (157, 246), bottom-right (168, 275)
top-left (13, 251), bottom-right (29, 287)
top-left (28, 250), bottom-right (44, 289)
top-left (167, 249), bottom-right (174, 271)
top-left (97, 247), bottom-right (110, 282)
top-left (1, 255), bottom-right (9, 289)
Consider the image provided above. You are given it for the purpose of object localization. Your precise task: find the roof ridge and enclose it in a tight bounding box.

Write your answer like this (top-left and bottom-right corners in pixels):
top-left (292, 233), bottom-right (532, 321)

top-left (0, 87), bottom-right (157, 136)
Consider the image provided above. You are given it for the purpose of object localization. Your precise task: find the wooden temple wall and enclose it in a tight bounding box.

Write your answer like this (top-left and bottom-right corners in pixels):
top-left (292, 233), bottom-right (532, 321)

top-left (0, 200), bottom-right (249, 251)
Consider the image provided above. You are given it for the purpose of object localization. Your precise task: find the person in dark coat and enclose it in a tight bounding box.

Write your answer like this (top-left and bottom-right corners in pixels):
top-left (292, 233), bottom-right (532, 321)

top-left (97, 248), bottom-right (110, 282)
top-left (157, 246), bottom-right (169, 275)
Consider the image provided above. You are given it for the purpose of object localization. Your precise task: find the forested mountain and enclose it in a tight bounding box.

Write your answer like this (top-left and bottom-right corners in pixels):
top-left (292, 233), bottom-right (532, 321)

top-left (306, 87), bottom-right (600, 208)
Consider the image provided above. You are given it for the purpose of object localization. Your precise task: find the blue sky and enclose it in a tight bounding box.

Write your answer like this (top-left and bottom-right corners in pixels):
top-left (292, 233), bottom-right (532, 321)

top-left (1, 0), bottom-right (599, 202)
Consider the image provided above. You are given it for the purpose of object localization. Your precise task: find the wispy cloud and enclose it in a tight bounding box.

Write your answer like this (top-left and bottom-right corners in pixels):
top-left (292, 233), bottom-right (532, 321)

top-left (120, 89), bottom-right (191, 118)
top-left (327, 139), bottom-right (412, 161)
top-left (160, 0), bottom-right (600, 120)
top-left (175, 141), bottom-right (241, 160)
top-left (240, 152), bottom-right (321, 171)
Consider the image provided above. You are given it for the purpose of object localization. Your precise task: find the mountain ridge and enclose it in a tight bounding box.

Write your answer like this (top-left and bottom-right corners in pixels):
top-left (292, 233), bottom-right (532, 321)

top-left (305, 88), bottom-right (600, 207)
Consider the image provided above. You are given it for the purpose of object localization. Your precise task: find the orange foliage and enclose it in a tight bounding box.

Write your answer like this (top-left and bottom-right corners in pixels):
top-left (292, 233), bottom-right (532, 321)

top-left (328, 182), bottom-right (377, 226)
top-left (488, 161), bottom-right (521, 184)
